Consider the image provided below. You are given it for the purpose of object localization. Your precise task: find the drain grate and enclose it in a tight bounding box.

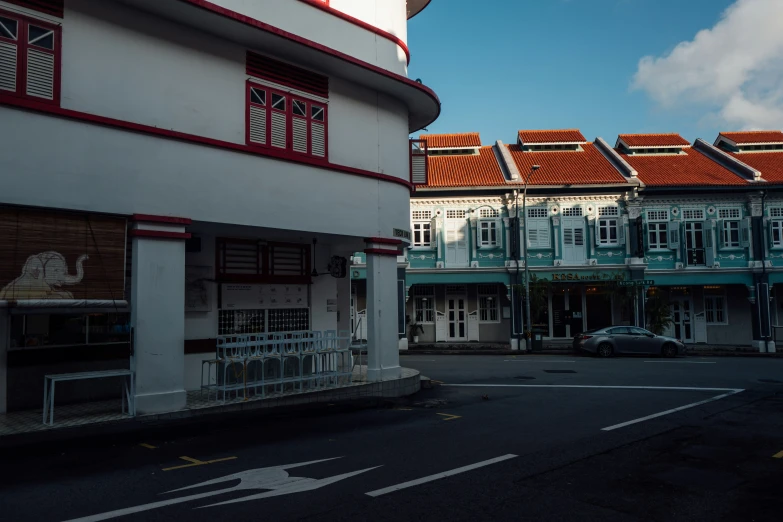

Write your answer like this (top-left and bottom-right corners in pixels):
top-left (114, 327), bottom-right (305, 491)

top-left (544, 370), bottom-right (576, 374)
top-left (514, 376), bottom-right (535, 380)
top-left (758, 379), bottom-right (783, 384)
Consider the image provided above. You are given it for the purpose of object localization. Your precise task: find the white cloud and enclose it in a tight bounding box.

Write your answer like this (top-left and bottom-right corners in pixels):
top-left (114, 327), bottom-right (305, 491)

top-left (632, 0), bottom-right (783, 130)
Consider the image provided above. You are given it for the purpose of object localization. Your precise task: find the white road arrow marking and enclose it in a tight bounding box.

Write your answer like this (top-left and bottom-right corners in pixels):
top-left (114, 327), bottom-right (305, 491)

top-left (62, 457), bottom-right (379, 522)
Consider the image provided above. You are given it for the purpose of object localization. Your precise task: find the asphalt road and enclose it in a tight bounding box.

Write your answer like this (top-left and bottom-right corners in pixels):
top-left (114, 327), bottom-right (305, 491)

top-left (1, 354), bottom-right (782, 522)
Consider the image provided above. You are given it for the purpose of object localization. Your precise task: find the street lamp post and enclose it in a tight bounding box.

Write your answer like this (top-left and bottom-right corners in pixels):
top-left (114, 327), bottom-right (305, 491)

top-left (515, 165), bottom-right (540, 350)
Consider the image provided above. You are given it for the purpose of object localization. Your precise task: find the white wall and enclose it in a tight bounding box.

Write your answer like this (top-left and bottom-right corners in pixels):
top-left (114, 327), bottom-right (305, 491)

top-left (328, 78), bottom-right (410, 177)
top-left (207, 0), bottom-right (408, 74)
top-left (59, 0), bottom-right (410, 180)
top-left (0, 106), bottom-right (412, 239)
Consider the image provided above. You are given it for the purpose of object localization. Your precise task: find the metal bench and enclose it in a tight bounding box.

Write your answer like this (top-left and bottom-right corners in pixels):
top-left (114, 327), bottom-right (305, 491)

top-left (43, 369), bottom-right (135, 426)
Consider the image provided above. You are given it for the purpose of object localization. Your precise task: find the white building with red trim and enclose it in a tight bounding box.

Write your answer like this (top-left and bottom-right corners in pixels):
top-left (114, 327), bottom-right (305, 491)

top-left (0, 0), bottom-right (438, 415)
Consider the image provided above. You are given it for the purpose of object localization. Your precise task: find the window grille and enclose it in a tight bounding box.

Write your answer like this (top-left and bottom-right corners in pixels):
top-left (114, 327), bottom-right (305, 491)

top-left (562, 207), bottom-right (583, 217)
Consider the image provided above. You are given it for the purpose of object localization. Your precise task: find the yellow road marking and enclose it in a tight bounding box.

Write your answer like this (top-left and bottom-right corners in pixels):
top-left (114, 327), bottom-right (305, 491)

top-left (437, 413), bottom-right (461, 421)
top-left (138, 443), bottom-right (157, 450)
top-left (773, 450), bottom-right (783, 459)
top-left (162, 456), bottom-right (237, 471)
top-left (431, 380), bottom-right (444, 384)
top-left (393, 408), bottom-right (412, 411)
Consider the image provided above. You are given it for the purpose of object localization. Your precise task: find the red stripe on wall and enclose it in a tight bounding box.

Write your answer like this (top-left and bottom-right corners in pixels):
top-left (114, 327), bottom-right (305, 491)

top-left (132, 214), bottom-right (192, 225)
top-left (0, 97), bottom-right (414, 191)
top-left (364, 237), bottom-right (405, 246)
top-left (129, 229), bottom-right (192, 240)
top-left (364, 248), bottom-right (401, 257)
top-left (298, 0), bottom-right (411, 65)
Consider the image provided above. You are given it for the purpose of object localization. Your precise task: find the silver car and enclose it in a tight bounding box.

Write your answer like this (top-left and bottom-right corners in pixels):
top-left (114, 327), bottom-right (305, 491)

top-left (574, 326), bottom-right (686, 358)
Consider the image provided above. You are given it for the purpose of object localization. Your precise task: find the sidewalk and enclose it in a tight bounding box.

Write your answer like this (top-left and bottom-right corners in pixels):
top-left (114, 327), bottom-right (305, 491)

top-left (404, 343), bottom-right (783, 357)
top-left (0, 366), bottom-right (420, 449)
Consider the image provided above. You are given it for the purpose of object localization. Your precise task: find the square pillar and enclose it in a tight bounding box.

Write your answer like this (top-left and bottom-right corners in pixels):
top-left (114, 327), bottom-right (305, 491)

top-left (130, 215), bottom-right (190, 415)
top-left (0, 312), bottom-right (8, 414)
top-left (364, 238), bottom-right (403, 381)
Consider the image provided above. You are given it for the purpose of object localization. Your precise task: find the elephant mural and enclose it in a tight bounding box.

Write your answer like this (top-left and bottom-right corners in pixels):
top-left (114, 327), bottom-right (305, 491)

top-left (0, 251), bottom-right (90, 300)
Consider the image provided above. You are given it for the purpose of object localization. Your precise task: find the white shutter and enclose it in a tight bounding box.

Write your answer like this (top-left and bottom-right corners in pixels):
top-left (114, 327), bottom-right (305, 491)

top-left (248, 105), bottom-right (267, 145)
top-left (311, 122), bottom-right (325, 157)
top-left (292, 117), bottom-right (307, 153)
top-left (617, 219), bottom-right (626, 245)
top-left (26, 48), bottom-right (54, 100)
top-left (271, 111), bottom-right (286, 149)
top-left (0, 40), bottom-right (17, 93)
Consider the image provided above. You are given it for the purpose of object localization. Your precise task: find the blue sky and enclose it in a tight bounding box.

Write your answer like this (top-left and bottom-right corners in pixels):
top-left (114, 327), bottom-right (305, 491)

top-left (408, 0), bottom-right (744, 145)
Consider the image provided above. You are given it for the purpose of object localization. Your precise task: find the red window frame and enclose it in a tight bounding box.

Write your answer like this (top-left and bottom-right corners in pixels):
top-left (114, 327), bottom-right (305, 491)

top-left (245, 81), bottom-right (328, 161)
top-left (0, 8), bottom-right (61, 105)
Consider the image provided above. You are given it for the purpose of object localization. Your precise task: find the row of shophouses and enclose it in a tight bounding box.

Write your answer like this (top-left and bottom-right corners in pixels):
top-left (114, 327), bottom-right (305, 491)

top-left (354, 129), bottom-right (783, 351)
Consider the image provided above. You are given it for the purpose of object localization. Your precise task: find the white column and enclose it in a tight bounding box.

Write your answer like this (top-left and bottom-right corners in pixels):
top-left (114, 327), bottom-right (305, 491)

top-left (130, 216), bottom-right (189, 415)
top-left (364, 238), bottom-right (402, 381)
top-left (0, 312), bottom-right (8, 414)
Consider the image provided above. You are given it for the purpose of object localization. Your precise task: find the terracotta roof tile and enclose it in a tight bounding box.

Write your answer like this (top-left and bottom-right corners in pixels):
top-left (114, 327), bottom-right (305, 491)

top-left (425, 146), bottom-right (505, 187)
top-left (420, 132), bottom-right (481, 148)
top-left (506, 143), bottom-right (627, 185)
top-left (518, 129), bottom-right (586, 144)
top-left (619, 148), bottom-right (748, 187)
top-left (727, 151), bottom-right (783, 184)
top-left (618, 133), bottom-right (690, 147)
top-left (719, 131), bottom-right (783, 145)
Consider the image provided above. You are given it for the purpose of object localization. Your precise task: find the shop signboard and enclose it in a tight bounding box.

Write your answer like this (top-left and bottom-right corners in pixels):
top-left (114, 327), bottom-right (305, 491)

top-left (0, 208), bottom-right (126, 301)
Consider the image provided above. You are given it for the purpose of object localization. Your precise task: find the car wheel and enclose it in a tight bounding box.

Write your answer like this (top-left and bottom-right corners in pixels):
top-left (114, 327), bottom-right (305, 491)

top-left (662, 343), bottom-right (677, 358)
top-left (597, 342), bottom-right (613, 358)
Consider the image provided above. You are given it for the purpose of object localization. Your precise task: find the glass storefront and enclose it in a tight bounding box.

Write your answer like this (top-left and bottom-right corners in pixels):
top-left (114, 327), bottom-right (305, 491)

top-left (9, 313), bottom-right (130, 349)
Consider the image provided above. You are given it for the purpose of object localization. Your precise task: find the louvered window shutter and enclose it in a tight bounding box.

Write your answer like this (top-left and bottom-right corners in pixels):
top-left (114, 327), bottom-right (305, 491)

top-left (310, 105), bottom-right (326, 158)
top-left (741, 217), bottom-right (751, 248)
top-left (270, 92), bottom-right (287, 149)
top-left (618, 218), bottom-right (626, 246)
top-left (0, 14), bottom-right (19, 94)
top-left (667, 222), bottom-right (679, 249)
top-left (291, 99), bottom-right (308, 154)
top-left (26, 25), bottom-right (56, 100)
top-left (248, 86), bottom-right (267, 146)
top-left (410, 139), bottom-right (428, 185)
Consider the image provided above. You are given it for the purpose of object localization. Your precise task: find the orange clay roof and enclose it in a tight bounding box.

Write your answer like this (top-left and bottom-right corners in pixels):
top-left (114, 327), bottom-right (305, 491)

top-left (719, 131), bottom-right (783, 145)
top-left (727, 151), bottom-right (783, 184)
top-left (618, 148), bottom-right (748, 187)
top-left (518, 129), bottom-right (586, 144)
top-left (618, 133), bottom-right (691, 147)
top-left (505, 143), bottom-right (627, 185)
top-left (425, 146), bottom-right (505, 187)
top-left (420, 132), bottom-right (481, 148)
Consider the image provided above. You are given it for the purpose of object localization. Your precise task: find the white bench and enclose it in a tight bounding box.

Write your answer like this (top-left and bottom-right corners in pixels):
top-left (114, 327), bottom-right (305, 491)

top-left (43, 369), bottom-right (135, 426)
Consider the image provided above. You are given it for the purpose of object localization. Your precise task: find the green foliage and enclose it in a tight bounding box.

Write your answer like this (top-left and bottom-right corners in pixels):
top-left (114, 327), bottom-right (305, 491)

top-left (646, 295), bottom-right (673, 335)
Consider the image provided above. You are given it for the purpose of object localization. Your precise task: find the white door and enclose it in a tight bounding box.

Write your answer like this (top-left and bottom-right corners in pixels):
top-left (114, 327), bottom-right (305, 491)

top-left (562, 218), bottom-right (586, 264)
top-left (670, 298), bottom-right (693, 343)
top-left (445, 216), bottom-right (469, 267)
top-left (446, 294), bottom-right (467, 341)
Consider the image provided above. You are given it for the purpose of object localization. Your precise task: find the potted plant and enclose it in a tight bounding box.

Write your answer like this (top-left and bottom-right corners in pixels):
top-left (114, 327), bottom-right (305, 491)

top-left (407, 314), bottom-right (424, 343)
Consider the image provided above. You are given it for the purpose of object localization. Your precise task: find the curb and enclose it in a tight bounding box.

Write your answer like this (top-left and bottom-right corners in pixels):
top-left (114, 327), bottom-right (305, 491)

top-left (403, 350), bottom-right (783, 357)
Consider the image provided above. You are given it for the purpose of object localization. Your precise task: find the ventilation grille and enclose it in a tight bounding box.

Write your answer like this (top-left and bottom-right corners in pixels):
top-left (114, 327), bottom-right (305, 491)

top-left (412, 210), bottom-right (432, 220)
top-left (247, 51), bottom-right (328, 98)
top-left (4, 0), bottom-right (63, 17)
top-left (292, 117), bottom-right (307, 153)
top-left (479, 208), bottom-right (499, 218)
top-left (562, 207), bottom-right (583, 217)
top-left (271, 112), bottom-right (286, 148)
top-left (718, 208), bottom-right (740, 219)
top-left (311, 122), bottom-right (325, 157)
top-left (446, 210), bottom-right (466, 219)
top-left (647, 210), bottom-right (669, 221)
top-left (0, 41), bottom-right (16, 92)
top-left (599, 206), bottom-right (619, 216)
top-left (249, 106), bottom-right (267, 145)
top-left (528, 208), bottom-right (547, 218)
top-left (26, 48), bottom-right (53, 99)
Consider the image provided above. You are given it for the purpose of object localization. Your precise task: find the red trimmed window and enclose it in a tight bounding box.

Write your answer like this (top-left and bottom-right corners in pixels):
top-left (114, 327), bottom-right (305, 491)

top-left (0, 9), bottom-right (60, 104)
top-left (246, 52), bottom-right (328, 160)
